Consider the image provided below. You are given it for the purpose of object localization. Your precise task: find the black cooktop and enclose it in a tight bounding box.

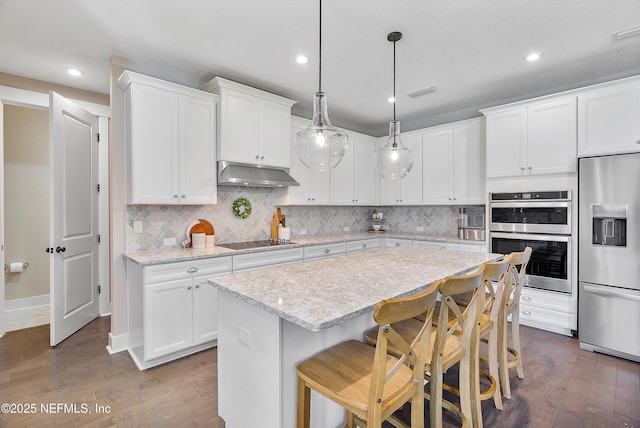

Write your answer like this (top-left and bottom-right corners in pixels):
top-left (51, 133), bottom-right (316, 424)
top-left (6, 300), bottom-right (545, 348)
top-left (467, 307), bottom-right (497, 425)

top-left (216, 240), bottom-right (294, 250)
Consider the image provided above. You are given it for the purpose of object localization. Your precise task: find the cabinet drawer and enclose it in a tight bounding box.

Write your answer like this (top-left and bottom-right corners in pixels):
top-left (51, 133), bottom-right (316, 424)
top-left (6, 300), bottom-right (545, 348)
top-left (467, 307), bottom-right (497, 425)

top-left (520, 288), bottom-right (574, 313)
top-left (517, 302), bottom-right (576, 334)
top-left (304, 243), bottom-right (347, 260)
top-left (384, 238), bottom-right (413, 248)
top-left (144, 257), bottom-right (232, 284)
top-left (233, 247), bottom-right (304, 272)
top-left (412, 240), bottom-right (487, 252)
top-left (346, 239), bottom-right (380, 253)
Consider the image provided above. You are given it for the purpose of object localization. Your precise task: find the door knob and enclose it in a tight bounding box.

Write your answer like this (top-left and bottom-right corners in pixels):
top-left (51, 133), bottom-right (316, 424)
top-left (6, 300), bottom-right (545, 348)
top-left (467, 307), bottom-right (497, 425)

top-left (55, 246), bottom-right (66, 253)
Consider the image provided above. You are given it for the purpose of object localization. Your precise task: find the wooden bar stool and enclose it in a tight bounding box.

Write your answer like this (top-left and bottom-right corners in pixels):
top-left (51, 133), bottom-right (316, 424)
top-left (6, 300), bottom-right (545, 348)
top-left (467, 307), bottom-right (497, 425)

top-left (296, 281), bottom-right (440, 428)
top-left (498, 247), bottom-right (532, 399)
top-left (366, 265), bottom-right (486, 427)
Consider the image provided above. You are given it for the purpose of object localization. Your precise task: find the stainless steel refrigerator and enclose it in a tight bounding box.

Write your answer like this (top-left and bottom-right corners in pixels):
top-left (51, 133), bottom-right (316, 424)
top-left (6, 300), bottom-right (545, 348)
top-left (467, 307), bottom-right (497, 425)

top-left (579, 152), bottom-right (640, 362)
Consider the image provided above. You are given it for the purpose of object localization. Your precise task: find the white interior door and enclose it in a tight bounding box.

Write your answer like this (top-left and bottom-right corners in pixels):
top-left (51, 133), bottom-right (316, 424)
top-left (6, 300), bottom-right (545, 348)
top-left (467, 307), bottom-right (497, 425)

top-left (49, 92), bottom-right (99, 346)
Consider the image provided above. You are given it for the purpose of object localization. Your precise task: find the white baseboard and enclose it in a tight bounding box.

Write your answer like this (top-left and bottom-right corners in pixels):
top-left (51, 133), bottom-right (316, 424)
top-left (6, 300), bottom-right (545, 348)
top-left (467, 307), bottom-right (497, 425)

top-left (107, 332), bottom-right (128, 354)
top-left (5, 295), bottom-right (50, 332)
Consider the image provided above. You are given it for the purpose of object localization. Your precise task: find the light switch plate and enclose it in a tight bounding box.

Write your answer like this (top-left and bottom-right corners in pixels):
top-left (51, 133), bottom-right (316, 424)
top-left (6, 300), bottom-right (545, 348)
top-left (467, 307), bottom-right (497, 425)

top-left (163, 237), bottom-right (176, 246)
top-left (299, 229), bottom-right (307, 235)
top-left (417, 226), bottom-right (424, 232)
top-left (133, 221), bottom-right (143, 234)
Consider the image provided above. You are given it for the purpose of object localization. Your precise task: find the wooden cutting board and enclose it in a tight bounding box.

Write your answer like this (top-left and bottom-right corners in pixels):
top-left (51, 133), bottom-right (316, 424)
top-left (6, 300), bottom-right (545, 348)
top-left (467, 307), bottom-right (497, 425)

top-left (186, 219), bottom-right (214, 247)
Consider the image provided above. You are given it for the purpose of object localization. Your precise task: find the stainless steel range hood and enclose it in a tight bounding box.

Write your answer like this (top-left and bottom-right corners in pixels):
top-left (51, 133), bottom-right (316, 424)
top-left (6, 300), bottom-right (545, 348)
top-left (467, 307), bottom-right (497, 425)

top-left (217, 161), bottom-right (300, 187)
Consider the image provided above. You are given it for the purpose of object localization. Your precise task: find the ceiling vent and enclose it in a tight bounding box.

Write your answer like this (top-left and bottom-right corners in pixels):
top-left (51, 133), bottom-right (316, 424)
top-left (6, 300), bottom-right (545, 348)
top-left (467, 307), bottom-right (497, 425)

top-left (612, 24), bottom-right (640, 41)
top-left (407, 86), bottom-right (438, 98)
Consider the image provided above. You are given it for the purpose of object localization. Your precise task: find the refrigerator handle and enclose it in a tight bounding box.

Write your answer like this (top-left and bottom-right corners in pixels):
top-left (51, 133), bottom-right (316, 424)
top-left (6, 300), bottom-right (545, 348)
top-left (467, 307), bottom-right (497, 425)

top-left (583, 284), bottom-right (640, 302)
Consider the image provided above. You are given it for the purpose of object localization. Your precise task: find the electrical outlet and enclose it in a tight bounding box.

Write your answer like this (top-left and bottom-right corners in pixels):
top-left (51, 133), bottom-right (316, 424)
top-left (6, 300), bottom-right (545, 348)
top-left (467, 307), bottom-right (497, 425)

top-left (133, 221), bottom-right (143, 234)
top-left (238, 326), bottom-right (251, 347)
top-left (163, 237), bottom-right (176, 246)
top-left (417, 226), bottom-right (424, 232)
top-left (344, 226), bottom-right (350, 232)
top-left (299, 229), bottom-right (307, 235)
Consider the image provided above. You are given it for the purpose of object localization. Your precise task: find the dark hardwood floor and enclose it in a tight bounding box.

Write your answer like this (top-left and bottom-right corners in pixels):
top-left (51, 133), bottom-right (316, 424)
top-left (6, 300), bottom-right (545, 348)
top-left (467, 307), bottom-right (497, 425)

top-left (1, 316), bottom-right (638, 427)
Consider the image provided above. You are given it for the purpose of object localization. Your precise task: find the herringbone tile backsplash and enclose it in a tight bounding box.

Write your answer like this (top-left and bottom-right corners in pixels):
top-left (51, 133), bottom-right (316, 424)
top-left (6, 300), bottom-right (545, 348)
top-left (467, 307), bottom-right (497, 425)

top-left (126, 187), bottom-right (482, 251)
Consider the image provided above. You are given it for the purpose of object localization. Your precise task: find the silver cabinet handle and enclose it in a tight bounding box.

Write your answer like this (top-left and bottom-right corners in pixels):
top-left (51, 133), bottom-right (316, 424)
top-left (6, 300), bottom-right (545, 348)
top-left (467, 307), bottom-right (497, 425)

top-left (255, 155), bottom-right (260, 160)
top-left (522, 295), bottom-right (532, 302)
top-left (181, 194), bottom-right (186, 198)
top-left (324, 248), bottom-right (330, 254)
top-left (195, 284), bottom-right (200, 288)
top-left (522, 310), bottom-right (532, 316)
top-left (187, 267), bottom-right (198, 273)
top-left (520, 167), bottom-right (525, 171)
top-left (362, 244), bottom-right (367, 248)
top-left (636, 140), bottom-right (640, 144)
top-left (528, 166), bottom-right (532, 170)
top-left (173, 194), bottom-right (179, 198)
top-left (260, 156), bottom-right (264, 160)
top-left (187, 285), bottom-right (192, 290)
top-left (395, 242), bottom-right (401, 246)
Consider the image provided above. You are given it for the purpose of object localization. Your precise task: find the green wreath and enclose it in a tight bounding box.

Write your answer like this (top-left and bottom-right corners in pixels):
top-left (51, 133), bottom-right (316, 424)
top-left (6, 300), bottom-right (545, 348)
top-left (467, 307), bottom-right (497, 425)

top-left (232, 197), bottom-right (252, 219)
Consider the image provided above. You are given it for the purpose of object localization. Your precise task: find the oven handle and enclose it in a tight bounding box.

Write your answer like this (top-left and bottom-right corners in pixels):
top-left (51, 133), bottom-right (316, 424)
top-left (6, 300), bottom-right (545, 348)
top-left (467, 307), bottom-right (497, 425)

top-left (583, 284), bottom-right (640, 302)
top-left (490, 232), bottom-right (570, 242)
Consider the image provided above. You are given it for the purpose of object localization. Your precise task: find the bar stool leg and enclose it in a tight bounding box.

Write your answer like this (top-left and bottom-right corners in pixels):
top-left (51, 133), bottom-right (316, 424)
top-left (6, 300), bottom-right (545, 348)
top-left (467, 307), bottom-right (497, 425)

top-left (297, 377), bottom-right (310, 428)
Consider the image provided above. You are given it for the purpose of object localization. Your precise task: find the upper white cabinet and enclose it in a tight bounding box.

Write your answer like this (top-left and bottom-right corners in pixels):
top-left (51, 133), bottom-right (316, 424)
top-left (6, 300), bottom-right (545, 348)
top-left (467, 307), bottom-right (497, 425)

top-left (578, 80), bottom-right (640, 157)
top-left (331, 135), bottom-right (378, 205)
top-left (483, 96), bottom-right (577, 178)
top-left (202, 77), bottom-right (296, 168)
top-left (118, 71), bottom-right (217, 205)
top-left (379, 134), bottom-right (423, 205)
top-left (275, 118), bottom-right (330, 205)
top-left (422, 118), bottom-right (485, 205)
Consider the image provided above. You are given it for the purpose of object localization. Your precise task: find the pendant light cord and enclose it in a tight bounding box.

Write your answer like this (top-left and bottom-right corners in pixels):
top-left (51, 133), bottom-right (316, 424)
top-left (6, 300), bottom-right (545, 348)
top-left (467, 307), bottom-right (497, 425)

top-left (318, 0), bottom-right (322, 93)
top-left (393, 37), bottom-right (396, 121)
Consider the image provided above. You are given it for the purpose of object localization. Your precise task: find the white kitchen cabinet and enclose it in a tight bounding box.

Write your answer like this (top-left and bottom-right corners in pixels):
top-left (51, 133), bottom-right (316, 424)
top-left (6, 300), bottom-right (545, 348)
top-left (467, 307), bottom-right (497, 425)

top-left (331, 135), bottom-right (378, 205)
top-left (383, 237), bottom-right (413, 248)
top-left (517, 288), bottom-right (576, 336)
top-left (412, 240), bottom-right (487, 252)
top-left (379, 134), bottom-right (423, 205)
top-left (346, 238), bottom-right (380, 253)
top-left (118, 71), bottom-right (217, 205)
top-left (303, 242), bottom-right (347, 260)
top-left (127, 256), bottom-right (232, 369)
top-left (232, 247), bottom-right (304, 272)
top-left (578, 80), bottom-right (640, 157)
top-left (484, 96), bottom-right (577, 178)
top-left (422, 119), bottom-right (485, 205)
top-left (274, 118), bottom-right (331, 205)
top-left (202, 77), bottom-right (296, 168)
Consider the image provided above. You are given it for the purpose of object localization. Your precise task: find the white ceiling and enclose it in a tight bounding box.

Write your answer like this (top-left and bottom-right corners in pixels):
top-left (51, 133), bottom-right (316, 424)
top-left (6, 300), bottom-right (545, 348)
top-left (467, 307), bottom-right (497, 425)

top-left (1, 0), bottom-right (639, 136)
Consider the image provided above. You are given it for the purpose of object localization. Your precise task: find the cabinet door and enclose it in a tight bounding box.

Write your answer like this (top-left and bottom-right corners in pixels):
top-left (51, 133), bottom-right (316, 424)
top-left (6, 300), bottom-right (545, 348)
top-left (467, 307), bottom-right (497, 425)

top-left (219, 89), bottom-right (260, 163)
top-left (144, 279), bottom-right (193, 360)
top-left (527, 97), bottom-right (577, 175)
top-left (330, 136), bottom-right (356, 205)
top-left (485, 109), bottom-right (527, 178)
top-left (399, 134), bottom-right (423, 205)
top-left (578, 84), bottom-right (640, 157)
top-left (379, 175), bottom-right (402, 204)
top-left (353, 138), bottom-right (377, 205)
top-left (179, 95), bottom-right (217, 204)
top-left (192, 276), bottom-right (219, 345)
top-left (308, 169), bottom-right (331, 204)
top-left (130, 83), bottom-right (179, 204)
top-left (452, 121), bottom-right (485, 204)
top-left (259, 100), bottom-right (292, 167)
top-left (422, 129), bottom-right (452, 204)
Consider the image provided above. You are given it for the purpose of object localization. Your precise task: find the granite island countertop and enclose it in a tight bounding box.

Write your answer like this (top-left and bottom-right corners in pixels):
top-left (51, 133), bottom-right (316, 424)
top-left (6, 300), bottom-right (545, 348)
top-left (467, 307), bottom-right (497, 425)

top-left (209, 246), bottom-right (501, 332)
top-left (123, 233), bottom-right (486, 265)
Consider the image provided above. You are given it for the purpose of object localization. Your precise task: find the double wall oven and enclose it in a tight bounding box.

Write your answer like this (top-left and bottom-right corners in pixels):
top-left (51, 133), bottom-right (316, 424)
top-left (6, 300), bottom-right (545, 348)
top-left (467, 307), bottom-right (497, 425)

top-left (489, 191), bottom-right (572, 294)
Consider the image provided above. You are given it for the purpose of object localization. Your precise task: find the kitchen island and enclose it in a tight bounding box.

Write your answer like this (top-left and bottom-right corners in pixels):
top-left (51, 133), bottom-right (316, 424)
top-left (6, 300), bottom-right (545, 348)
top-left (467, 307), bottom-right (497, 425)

top-left (209, 246), bottom-right (500, 428)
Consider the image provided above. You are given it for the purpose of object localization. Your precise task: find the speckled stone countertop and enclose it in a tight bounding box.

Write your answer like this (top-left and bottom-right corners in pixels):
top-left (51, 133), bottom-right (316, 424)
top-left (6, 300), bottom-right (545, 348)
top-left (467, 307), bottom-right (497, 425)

top-left (210, 246), bottom-right (501, 332)
top-left (123, 233), bottom-right (485, 265)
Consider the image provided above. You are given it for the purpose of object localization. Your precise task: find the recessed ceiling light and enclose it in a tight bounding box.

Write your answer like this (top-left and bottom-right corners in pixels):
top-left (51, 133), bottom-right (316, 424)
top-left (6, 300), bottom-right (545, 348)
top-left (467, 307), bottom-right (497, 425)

top-left (525, 52), bottom-right (542, 62)
top-left (65, 67), bottom-right (85, 76)
top-left (296, 55), bottom-right (308, 64)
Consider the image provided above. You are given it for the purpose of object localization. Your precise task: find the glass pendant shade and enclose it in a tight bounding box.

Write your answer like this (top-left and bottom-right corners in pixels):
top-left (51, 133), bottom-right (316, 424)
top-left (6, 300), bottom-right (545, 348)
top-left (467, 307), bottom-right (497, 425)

top-left (295, 91), bottom-right (348, 170)
top-left (373, 120), bottom-right (414, 179)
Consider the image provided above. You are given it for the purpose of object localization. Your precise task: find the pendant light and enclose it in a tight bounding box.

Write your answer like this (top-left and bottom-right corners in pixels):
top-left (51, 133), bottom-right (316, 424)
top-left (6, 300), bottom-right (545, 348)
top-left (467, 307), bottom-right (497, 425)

top-left (373, 31), bottom-right (414, 179)
top-left (295, 0), bottom-right (348, 171)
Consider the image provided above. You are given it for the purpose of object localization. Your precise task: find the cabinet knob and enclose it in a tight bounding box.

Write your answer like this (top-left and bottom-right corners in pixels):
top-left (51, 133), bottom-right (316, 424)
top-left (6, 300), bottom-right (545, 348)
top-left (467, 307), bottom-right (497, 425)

top-left (181, 194), bottom-right (186, 198)
top-left (362, 244), bottom-right (367, 248)
top-left (520, 167), bottom-right (525, 171)
top-left (187, 267), bottom-right (198, 273)
top-left (173, 194), bottom-right (179, 198)
top-left (522, 310), bottom-right (532, 316)
top-left (187, 285), bottom-right (192, 290)
top-left (522, 295), bottom-right (532, 302)
top-left (528, 166), bottom-right (532, 170)
top-left (395, 243), bottom-right (401, 247)
top-left (636, 140), bottom-right (640, 144)
top-left (260, 156), bottom-right (264, 160)
top-left (195, 284), bottom-right (200, 288)
top-left (324, 248), bottom-right (330, 254)
top-left (255, 155), bottom-right (260, 160)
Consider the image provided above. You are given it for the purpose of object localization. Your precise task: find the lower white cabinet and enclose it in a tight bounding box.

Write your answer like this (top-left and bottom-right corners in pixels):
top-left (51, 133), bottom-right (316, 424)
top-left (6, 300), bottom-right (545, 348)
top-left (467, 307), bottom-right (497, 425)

top-left (304, 243), bottom-right (346, 260)
top-left (412, 240), bottom-right (487, 252)
top-left (127, 256), bottom-right (232, 369)
top-left (233, 247), bottom-right (304, 272)
top-left (517, 288), bottom-right (576, 336)
top-left (383, 237), bottom-right (413, 248)
top-left (346, 238), bottom-right (380, 253)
